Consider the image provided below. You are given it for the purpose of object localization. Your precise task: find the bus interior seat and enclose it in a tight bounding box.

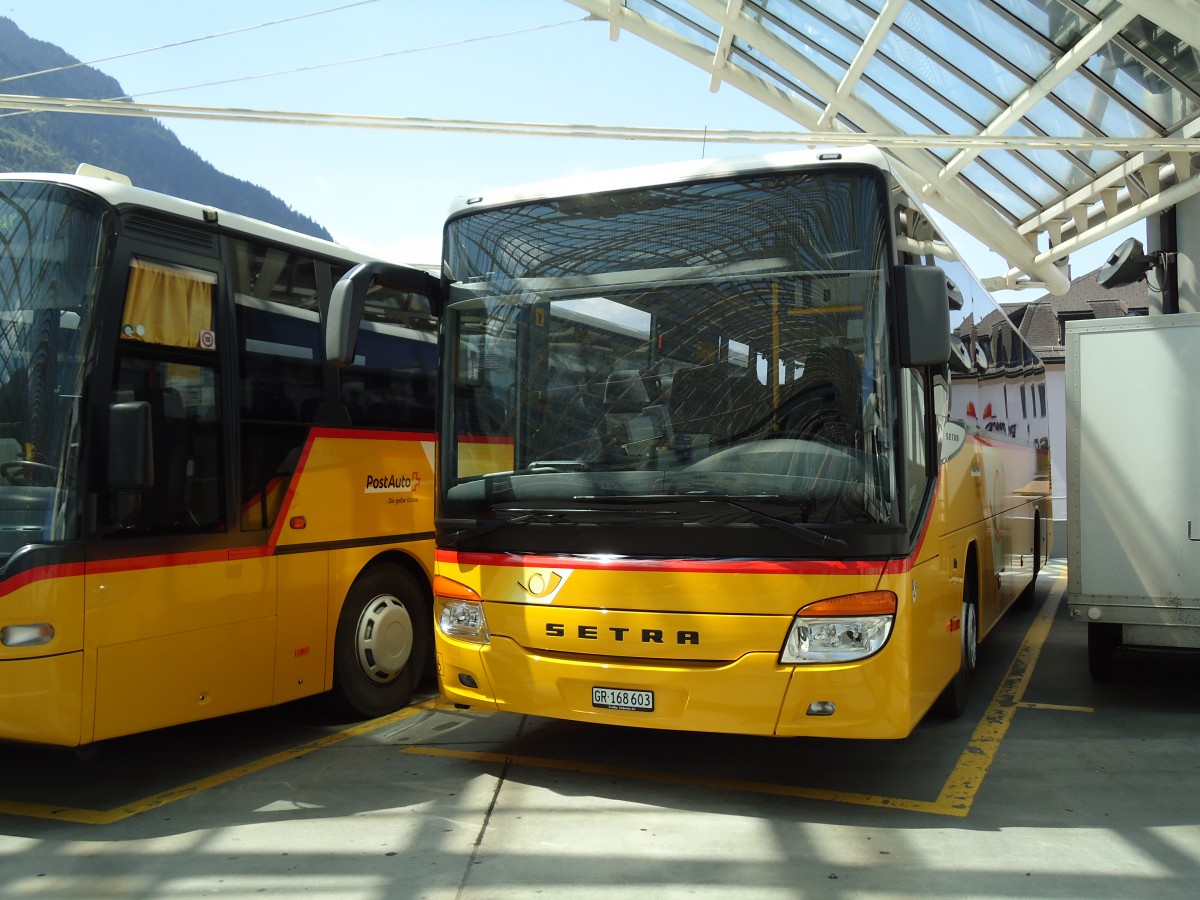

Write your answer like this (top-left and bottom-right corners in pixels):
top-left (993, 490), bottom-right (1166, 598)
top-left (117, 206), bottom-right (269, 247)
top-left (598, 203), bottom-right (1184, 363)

top-left (603, 370), bottom-right (650, 413)
top-left (777, 347), bottom-right (859, 444)
top-left (669, 364), bottom-right (733, 442)
top-left (600, 370), bottom-right (664, 457)
top-left (135, 387), bottom-right (192, 530)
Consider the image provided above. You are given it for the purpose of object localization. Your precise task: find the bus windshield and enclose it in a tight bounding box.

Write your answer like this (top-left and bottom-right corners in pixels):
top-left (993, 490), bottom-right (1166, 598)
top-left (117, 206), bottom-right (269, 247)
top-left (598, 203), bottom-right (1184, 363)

top-left (0, 182), bottom-right (108, 564)
top-left (441, 168), bottom-right (900, 553)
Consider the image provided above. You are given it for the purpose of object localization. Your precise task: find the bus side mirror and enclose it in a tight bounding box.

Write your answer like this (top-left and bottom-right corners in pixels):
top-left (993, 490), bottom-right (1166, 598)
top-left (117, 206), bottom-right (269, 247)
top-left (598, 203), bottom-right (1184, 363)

top-left (895, 264), bottom-right (952, 367)
top-left (326, 271), bottom-right (367, 368)
top-left (108, 400), bottom-right (153, 491)
top-left (326, 262), bottom-right (443, 367)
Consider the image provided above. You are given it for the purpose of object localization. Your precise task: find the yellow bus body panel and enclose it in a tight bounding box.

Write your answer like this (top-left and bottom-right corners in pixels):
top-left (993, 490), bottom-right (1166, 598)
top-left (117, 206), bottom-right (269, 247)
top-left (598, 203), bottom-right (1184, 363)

top-left (274, 551), bottom-right (330, 705)
top-left (274, 433), bottom-right (435, 548)
top-left (0, 569), bottom-right (86, 746)
top-left (84, 558), bottom-right (277, 742)
top-left (0, 651), bottom-right (84, 747)
top-left (92, 617), bottom-right (276, 741)
top-left (436, 553), bottom-right (960, 739)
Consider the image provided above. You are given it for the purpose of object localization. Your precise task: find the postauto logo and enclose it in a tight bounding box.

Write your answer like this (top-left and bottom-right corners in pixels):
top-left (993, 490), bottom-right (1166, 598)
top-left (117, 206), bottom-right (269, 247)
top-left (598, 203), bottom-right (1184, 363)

top-left (364, 472), bottom-right (421, 493)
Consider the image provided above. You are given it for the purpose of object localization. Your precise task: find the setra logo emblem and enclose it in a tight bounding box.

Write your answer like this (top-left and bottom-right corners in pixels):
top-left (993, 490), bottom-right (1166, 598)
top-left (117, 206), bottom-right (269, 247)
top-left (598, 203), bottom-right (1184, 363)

top-left (517, 570), bottom-right (568, 603)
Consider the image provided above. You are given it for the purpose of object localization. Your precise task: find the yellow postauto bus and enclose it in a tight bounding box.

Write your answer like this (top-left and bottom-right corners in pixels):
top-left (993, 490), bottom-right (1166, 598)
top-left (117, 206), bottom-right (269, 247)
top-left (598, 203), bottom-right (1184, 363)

top-left (429, 148), bottom-right (1051, 739)
top-left (0, 167), bottom-right (440, 747)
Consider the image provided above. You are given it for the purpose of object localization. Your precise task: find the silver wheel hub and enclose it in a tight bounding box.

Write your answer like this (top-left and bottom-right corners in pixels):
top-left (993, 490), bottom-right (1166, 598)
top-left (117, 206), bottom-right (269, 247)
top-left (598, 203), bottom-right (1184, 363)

top-left (355, 594), bottom-right (414, 683)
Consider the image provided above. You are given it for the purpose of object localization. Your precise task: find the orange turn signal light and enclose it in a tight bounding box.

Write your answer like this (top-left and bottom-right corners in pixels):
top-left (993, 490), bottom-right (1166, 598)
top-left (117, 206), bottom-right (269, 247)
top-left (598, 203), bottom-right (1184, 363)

top-left (797, 591), bottom-right (897, 617)
top-left (433, 574), bottom-right (482, 602)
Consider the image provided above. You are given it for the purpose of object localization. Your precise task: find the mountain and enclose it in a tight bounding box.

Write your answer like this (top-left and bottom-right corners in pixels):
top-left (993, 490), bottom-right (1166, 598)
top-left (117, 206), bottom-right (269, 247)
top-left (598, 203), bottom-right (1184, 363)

top-left (0, 17), bottom-right (332, 240)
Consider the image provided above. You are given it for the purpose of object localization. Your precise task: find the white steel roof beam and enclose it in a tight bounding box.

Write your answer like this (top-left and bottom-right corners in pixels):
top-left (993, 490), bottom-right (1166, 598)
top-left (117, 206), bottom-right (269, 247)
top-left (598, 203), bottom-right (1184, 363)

top-left (935, 3), bottom-right (1139, 185)
top-left (709, 0), bottom-right (745, 92)
top-left (1018, 118), bottom-right (1200, 236)
top-left (1037, 170), bottom-right (1200, 264)
top-left (815, 0), bottom-right (906, 130)
top-left (568, 0), bottom-right (1070, 292)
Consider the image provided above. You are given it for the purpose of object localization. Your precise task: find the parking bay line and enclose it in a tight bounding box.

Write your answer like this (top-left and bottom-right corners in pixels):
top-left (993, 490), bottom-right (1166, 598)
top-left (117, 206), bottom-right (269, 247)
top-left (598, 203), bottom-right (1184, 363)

top-left (405, 573), bottom-right (1072, 819)
top-left (0, 573), bottom-right (1072, 824)
top-left (0, 704), bottom-right (431, 825)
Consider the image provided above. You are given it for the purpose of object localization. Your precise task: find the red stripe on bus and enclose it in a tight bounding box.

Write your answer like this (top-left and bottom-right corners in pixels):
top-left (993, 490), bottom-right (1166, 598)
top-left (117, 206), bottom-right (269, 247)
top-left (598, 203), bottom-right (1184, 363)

top-left (85, 548), bottom-right (241, 574)
top-left (268, 433), bottom-right (318, 548)
top-left (436, 549), bottom-right (889, 577)
top-left (0, 563), bottom-right (87, 599)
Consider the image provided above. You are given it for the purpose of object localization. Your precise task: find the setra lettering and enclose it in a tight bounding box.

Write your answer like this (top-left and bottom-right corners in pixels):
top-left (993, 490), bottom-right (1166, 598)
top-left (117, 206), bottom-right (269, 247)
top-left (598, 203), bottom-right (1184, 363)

top-left (543, 623), bottom-right (699, 645)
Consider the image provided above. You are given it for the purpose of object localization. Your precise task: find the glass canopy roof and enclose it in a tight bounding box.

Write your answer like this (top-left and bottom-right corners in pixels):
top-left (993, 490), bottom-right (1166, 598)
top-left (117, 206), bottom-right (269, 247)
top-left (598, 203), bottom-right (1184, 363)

top-left (565, 0), bottom-right (1200, 294)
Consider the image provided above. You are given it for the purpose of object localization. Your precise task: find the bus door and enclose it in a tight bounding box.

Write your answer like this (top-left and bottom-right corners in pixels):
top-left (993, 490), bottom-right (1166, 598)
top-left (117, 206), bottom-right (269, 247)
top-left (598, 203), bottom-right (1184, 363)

top-left (84, 234), bottom-right (275, 743)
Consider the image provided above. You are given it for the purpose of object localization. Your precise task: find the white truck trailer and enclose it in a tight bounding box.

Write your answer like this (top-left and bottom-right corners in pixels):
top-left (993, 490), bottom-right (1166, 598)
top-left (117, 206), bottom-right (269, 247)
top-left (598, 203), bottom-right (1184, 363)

top-left (1066, 312), bottom-right (1200, 680)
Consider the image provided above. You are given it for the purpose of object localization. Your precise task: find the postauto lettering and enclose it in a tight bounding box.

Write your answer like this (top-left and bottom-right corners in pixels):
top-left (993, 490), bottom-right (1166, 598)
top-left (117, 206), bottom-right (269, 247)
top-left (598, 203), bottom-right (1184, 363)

top-left (364, 472), bottom-right (419, 493)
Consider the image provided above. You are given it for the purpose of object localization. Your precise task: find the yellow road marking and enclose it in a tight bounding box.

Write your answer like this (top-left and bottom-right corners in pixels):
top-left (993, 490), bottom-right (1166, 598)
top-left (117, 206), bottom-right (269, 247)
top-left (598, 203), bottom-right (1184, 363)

top-left (0, 573), bottom-right (1068, 824)
top-left (408, 576), bottom-right (1067, 819)
top-left (0, 704), bottom-right (430, 825)
top-left (933, 582), bottom-right (1061, 815)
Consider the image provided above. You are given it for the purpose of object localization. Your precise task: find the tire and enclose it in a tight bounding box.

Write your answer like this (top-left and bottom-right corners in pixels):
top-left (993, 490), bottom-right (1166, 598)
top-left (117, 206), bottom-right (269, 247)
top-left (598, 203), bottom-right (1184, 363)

top-left (1088, 622), bottom-right (1121, 683)
top-left (1015, 514), bottom-right (1041, 611)
top-left (934, 583), bottom-right (978, 719)
top-left (331, 564), bottom-right (431, 719)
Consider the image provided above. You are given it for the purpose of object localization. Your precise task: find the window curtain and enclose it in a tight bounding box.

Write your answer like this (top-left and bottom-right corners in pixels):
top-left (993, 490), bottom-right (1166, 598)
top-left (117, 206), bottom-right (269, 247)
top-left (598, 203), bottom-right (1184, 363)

top-left (122, 259), bottom-right (215, 348)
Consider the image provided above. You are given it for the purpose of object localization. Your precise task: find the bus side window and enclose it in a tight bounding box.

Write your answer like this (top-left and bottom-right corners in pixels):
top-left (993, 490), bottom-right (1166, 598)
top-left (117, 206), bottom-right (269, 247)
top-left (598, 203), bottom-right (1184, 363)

top-left (107, 356), bottom-right (223, 535)
top-left (901, 368), bottom-right (933, 524)
top-left (338, 283), bottom-right (437, 431)
top-left (230, 238), bottom-right (321, 532)
top-left (106, 257), bottom-right (224, 536)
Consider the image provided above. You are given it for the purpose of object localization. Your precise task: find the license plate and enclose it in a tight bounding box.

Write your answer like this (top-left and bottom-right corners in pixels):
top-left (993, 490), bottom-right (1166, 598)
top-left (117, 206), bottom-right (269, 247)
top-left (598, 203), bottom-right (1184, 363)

top-left (592, 686), bottom-right (654, 712)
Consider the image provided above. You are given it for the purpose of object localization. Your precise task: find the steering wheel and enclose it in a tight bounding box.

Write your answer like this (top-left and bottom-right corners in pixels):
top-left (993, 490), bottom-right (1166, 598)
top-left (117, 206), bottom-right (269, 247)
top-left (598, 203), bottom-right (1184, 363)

top-left (777, 385), bottom-right (855, 446)
top-left (0, 459), bottom-right (58, 486)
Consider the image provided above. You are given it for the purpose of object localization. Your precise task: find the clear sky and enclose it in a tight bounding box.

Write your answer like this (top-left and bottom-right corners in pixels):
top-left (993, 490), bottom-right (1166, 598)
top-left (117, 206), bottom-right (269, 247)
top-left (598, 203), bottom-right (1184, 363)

top-left (2, 0), bottom-right (1141, 296)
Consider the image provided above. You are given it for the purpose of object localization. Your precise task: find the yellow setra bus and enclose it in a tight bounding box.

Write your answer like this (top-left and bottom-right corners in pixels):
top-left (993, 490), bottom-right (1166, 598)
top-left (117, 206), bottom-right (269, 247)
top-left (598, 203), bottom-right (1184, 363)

top-left (0, 167), bottom-right (440, 747)
top-left (429, 148), bottom-right (1051, 739)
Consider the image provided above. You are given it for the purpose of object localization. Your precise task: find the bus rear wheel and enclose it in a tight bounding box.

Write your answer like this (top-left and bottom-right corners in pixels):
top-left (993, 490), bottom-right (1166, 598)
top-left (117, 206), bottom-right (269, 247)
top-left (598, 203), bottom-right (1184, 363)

top-left (331, 564), bottom-right (430, 719)
top-left (934, 585), bottom-right (978, 719)
top-left (1016, 514), bottom-right (1042, 610)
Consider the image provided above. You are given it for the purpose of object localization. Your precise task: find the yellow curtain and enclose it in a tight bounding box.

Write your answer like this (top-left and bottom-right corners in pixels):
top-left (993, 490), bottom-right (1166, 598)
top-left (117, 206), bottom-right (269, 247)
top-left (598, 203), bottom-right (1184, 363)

top-left (122, 259), bottom-right (215, 349)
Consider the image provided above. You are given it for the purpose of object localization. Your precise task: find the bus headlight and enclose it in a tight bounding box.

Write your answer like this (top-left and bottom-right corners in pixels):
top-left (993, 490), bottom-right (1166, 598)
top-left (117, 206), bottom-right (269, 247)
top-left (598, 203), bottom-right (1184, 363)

top-left (780, 591), bottom-right (896, 663)
top-left (436, 599), bottom-right (489, 643)
top-left (433, 575), bottom-right (489, 643)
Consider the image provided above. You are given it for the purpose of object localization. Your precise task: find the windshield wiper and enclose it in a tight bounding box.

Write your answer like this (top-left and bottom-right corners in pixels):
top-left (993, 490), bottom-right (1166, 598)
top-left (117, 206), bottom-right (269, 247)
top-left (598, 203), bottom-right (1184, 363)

top-left (437, 512), bottom-right (543, 545)
top-left (438, 504), bottom-right (675, 545)
top-left (706, 497), bottom-right (848, 552)
top-left (573, 493), bottom-right (847, 552)
top-left (438, 507), bottom-right (596, 544)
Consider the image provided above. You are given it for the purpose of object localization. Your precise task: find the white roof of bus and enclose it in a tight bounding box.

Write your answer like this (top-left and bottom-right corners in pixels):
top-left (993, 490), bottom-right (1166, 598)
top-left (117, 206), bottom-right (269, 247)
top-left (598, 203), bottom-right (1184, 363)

top-left (446, 145), bottom-right (895, 219)
top-left (0, 170), bottom-right (380, 265)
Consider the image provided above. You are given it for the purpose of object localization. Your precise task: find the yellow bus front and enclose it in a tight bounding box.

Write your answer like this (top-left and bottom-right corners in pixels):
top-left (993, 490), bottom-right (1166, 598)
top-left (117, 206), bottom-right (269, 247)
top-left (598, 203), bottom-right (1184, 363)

top-left (435, 549), bottom-right (961, 739)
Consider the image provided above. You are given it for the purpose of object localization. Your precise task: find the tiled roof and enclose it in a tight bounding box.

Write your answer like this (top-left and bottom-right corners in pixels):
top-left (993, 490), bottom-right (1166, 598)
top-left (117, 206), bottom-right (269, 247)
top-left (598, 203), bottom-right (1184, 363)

top-left (1000, 268), bottom-right (1150, 363)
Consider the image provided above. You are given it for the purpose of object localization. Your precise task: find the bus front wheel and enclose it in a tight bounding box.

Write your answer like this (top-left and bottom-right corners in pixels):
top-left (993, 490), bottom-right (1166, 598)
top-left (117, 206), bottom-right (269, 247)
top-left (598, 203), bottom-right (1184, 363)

top-left (331, 564), bottom-right (431, 719)
top-left (934, 586), bottom-right (978, 719)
